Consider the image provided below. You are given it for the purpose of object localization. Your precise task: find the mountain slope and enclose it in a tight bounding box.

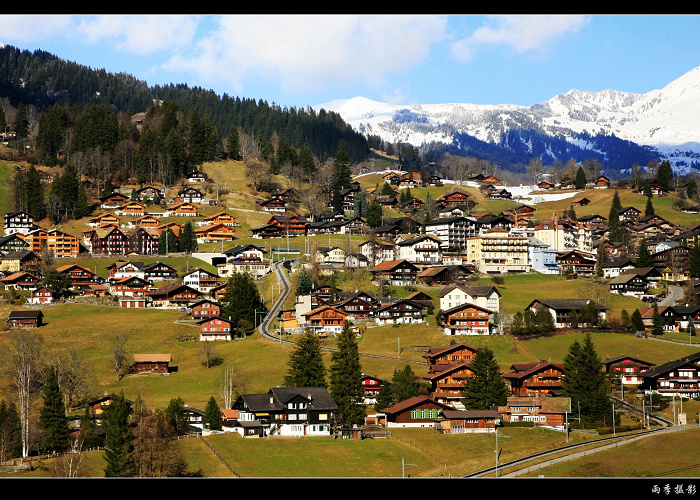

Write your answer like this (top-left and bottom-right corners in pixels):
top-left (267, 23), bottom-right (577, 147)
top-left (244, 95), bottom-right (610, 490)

top-left (316, 66), bottom-right (700, 175)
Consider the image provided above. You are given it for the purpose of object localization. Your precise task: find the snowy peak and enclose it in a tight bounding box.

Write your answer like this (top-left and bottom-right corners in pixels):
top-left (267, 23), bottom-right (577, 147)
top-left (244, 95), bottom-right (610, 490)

top-left (317, 65), bottom-right (700, 173)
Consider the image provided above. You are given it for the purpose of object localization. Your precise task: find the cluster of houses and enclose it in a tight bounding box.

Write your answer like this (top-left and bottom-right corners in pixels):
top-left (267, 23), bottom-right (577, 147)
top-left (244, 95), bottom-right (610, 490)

top-left (87, 337), bottom-right (700, 438)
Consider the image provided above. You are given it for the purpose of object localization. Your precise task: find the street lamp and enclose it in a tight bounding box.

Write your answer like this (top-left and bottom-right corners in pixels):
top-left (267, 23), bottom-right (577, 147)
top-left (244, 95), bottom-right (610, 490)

top-left (402, 458), bottom-right (417, 478)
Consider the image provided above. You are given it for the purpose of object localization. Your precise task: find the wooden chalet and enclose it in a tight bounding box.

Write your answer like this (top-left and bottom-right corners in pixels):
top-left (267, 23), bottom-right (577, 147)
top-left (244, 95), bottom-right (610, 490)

top-left (128, 214), bottom-right (161, 228)
top-left (380, 396), bottom-right (454, 428)
top-left (143, 262), bottom-right (178, 280)
top-left (370, 259), bottom-right (419, 286)
top-left (618, 206), bottom-right (642, 221)
top-left (526, 298), bottom-right (608, 328)
top-left (231, 387), bottom-right (338, 438)
top-left (503, 361), bottom-right (565, 397)
top-left (198, 212), bottom-right (237, 227)
top-left (55, 264), bottom-right (98, 287)
top-left (374, 299), bottom-right (424, 326)
top-left (424, 342), bottom-right (479, 370)
top-left (556, 249), bottom-right (597, 275)
top-left (195, 223), bottom-right (236, 243)
top-left (441, 302), bottom-right (493, 335)
top-left (0, 272), bottom-right (41, 290)
top-left (147, 284), bottom-right (202, 308)
top-left (99, 192), bottom-right (129, 208)
top-left (136, 186), bottom-right (165, 201)
top-left (198, 316), bottom-right (235, 341)
top-left (110, 276), bottom-right (151, 296)
top-left (88, 394), bottom-right (135, 420)
top-left (4, 211), bottom-right (39, 235)
top-left (130, 354), bottom-right (172, 374)
top-left (601, 356), bottom-right (655, 386)
top-left (26, 287), bottom-right (59, 305)
top-left (190, 299), bottom-right (222, 319)
top-left (594, 175), bottom-right (611, 189)
top-left (0, 250), bottom-right (41, 275)
top-left (440, 189), bottom-right (470, 207)
top-left (187, 170), bottom-right (208, 182)
top-left (6, 309), bottom-right (43, 328)
top-left (570, 197), bottom-right (591, 207)
top-left (89, 213), bottom-right (123, 227)
top-left (130, 227), bottom-right (160, 255)
top-left (115, 201), bottom-right (147, 217)
top-left (424, 361), bottom-right (476, 406)
top-left (496, 396), bottom-right (570, 430)
top-left (537, 181), bottom-right (555, 191)
top-left (175, 187), bottom-right (205, 204)
top-left (90, 226), bottom-right (130, 255)
top-left (639, 352), bottom-right (700, 398)
top-left (300, 305), bottom-right (348, 337)
top-left (434, 409), bottom-right (501, 434)
top-left (334, 291), bottom-right (378, 320)
top-left (257, 195), bottom-right (287, 212)
top-left (0, 233), bottom-right (30, 255)
top-left (182, 268), bottom-right (221, 294)
top-left (608, 273), bottom-right (648, 296)
top-left (166, 202), bottom-right (199, 217)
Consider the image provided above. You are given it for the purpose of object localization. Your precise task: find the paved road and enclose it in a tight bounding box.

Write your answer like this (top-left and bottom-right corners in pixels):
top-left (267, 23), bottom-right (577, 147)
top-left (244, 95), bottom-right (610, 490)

top-left (660, 284), bottom-right (683, 307)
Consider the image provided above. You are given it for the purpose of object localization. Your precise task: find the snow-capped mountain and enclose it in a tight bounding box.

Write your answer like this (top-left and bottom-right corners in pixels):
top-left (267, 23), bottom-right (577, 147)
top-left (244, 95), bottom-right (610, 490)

top-left (315, 66), bottom-right (700, 174)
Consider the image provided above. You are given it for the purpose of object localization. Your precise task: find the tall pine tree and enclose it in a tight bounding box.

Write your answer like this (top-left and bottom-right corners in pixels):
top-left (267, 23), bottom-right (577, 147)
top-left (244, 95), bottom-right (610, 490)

top-left (39, 366), bottom-right (69, 453)
top-left (103, 392), bottom-right (135, 477)
top-left (561, 333), bottom-right (610, 424)
top-left (284, 329), bottom-right (327, 388)
top-left (221, 272), bottom-right (264, 337)
top-left (461, 347), bottom-right (508, 410)
top-left (203, 396), bottom-right (223, 431)
top-left (329, 321), bottom-right (366, 426)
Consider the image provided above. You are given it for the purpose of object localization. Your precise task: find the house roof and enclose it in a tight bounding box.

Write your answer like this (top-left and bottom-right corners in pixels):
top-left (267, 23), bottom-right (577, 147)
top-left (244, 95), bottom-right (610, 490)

top-left (370, 259), bottom-right (418, 272)
top-left (438, 284), bottom-right (501, 298)
top-left (133, 354), bottom-right (172, 363)
top-left (7, 310), bottom-right (43, 320)
top-left (380, 396), bottom-right (453, 415)
top-left (641, 352), bottom-right (700, 380)
top-left (527, 298), bottom-right (609, 311)
top-left (238, 387), bottom-right (338, 412)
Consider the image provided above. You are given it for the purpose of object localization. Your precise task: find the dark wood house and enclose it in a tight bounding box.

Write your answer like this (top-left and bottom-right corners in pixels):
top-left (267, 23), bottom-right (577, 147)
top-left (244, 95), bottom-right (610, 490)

top-left (130, 354), bottom-right (172, 374)
top-left (6, 309), bottom-right (43, 328)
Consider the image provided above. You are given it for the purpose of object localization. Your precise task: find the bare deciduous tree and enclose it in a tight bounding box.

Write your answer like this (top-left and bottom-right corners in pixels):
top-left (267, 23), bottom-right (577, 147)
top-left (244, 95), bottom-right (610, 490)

top-left (111, 333), bottom-right (129, 382)
top-left (52, 434), bottom-right (85, 477)
top-left (6, 330), bottom-right (42, 457)
top-left (219, 363), bottom-right (245, 409)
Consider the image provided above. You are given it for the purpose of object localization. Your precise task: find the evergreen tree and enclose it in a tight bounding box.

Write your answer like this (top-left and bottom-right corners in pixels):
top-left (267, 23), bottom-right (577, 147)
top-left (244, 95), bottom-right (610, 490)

top-left (329, 321), bottom-right (366, 426)
top-left (39, 367), bottom-right (69, 453)
top-left (366, 199), bottom-right (383, 228)
top-left (645, 196), bottom-right (655, 217)
top-left (373, 382), bottom-right (394, 412)
top-left (295, 268), bottom-right (313, 296)
top-left (561, 333), bottom-right (610, 423)
top-left (15, 103), bottom-right (28, 139)
top-left (179, 221), bottom-right (196, 253)
top-left (162, 397), bottom-right (188, 435)
top-left (687, 178), bottom-right (698, 202)
top-left (0, 400), bottom-right (22, 460)
top-left (631, 309), bottom-right (646, 332)
top-left (23, 166), bottom-right (46, 220)
top-left (656, 160), bottom-right (674, 193)
top-left (390, 365), bottom-right (420, 403)
top-left (157, 228), bottom-right (177, 255)
top-left (203, 396), bottom-right (222, 431)
top-left (620, 309), bottom-right (632, 331)
top-left (226, 125), bottom-right (241, 161)
top-left (331, 145), bottom-right (352, 212)
top-left (635, 239), bottom-right (653, 268)
top-left (574, 166), bottom-right (587, 189)
top-left (651, 302), bottom-right (664, 336)
top-left (284, 329), bottom-right (327, 388)
top-left (221, 272), bottom-right (264, 336)
top-left (103, 392), bottom-right (135, 477)
top-left (688, 244), bottom-right (700, 279)
top-left (298, 144), bottom-right (316, 175)
top-left (461, 347), bottom-right (508, 410)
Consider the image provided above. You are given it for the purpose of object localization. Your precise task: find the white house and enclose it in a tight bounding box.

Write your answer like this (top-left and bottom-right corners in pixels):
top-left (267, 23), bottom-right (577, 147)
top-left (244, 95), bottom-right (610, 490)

top-left (439, 284), bottom-right (501, 313)
top-left (396, 234), bottom-right (443, 264)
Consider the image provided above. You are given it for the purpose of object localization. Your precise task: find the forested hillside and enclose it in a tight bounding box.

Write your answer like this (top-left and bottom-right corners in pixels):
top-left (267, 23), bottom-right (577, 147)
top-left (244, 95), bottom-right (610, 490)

top-left (0, 45), bottom-right (370, 166)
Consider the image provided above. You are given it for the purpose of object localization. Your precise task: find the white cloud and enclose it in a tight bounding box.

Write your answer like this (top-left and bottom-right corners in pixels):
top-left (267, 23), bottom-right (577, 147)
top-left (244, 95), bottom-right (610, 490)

top-left (451, 15), bottom-right (590, 62)
top-left (0, 15), bottom-right (74, 43)
top-left (74, 15), bottom-right (200, 55)
top-left (163, 15), bottom-right (448, 97)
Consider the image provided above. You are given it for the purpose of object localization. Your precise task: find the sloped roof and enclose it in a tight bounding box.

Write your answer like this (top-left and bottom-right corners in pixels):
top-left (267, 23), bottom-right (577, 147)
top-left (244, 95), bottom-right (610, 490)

top-left (133, 354), bottom-right (172, 363)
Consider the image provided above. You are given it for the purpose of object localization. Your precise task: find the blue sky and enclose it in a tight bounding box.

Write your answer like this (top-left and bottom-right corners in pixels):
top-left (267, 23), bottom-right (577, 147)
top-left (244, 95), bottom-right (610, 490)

top-left (2, 14), bottom-right (700, 109)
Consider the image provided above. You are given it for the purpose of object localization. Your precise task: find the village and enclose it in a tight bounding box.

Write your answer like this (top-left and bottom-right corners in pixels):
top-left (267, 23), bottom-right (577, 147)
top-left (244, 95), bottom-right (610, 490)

top-left (2, 157), bottom-right (700, 453)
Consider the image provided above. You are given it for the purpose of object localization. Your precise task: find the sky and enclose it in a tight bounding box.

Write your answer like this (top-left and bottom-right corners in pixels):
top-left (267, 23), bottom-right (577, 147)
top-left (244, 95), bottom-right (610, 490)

top-left (2, 14), bottom-right (700, 110)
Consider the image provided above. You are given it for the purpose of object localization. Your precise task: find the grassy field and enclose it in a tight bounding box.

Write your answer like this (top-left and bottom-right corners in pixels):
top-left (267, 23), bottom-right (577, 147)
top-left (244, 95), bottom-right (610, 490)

top-left (2, 157), bottom-right (700, 478)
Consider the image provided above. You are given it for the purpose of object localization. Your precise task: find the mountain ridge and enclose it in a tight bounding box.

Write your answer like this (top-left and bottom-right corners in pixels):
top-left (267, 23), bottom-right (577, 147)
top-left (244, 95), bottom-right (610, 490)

top-left (315, 65), bottom-right (700, 174)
